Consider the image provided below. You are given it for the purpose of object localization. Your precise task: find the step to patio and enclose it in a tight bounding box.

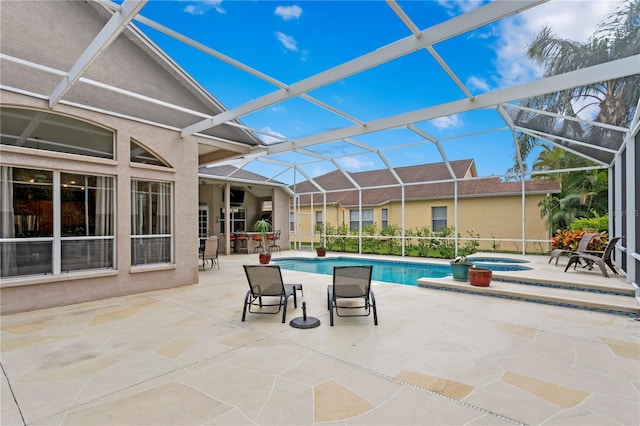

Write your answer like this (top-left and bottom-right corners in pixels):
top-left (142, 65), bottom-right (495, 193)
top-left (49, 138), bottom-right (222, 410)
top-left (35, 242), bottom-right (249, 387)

top-left (417, 276), bottom-right (640, 317)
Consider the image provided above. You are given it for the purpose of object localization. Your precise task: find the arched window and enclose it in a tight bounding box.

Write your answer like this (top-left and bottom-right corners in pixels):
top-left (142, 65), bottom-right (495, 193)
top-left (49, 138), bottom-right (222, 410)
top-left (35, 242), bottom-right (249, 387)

top-left (0, 107), bottom-right (114, 159)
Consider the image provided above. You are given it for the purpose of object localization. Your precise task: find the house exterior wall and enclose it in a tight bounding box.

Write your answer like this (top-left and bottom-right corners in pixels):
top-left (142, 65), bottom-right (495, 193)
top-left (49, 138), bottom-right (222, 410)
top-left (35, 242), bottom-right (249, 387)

top-left (295, 193), bottom-right (551, 253)
top-left (0, 93), bottom-right (200, 314)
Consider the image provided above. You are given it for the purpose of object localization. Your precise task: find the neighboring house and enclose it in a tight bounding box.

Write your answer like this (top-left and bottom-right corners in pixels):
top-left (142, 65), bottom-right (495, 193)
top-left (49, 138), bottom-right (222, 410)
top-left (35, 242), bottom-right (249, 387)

top-left (198, 166), bottom-right (293, 254)
top-left (291, 159), bottom-right (561, 252)
top-left (0, 1), bottom-right (261, 314)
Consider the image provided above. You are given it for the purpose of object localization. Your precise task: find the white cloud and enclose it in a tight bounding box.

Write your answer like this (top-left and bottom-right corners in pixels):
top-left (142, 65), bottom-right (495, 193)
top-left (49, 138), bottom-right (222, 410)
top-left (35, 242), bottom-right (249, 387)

top-left (275, 31), bottom-right (298, 52)
top-left (183, 0), bottom-right (225, 15)
top-left (275, 5), bottom-right (302, 21)
top-left (436, 0), bottom-right (484, 16)
top-left (492, 1), bottom-right (619, 87)
top-left (467, 76), bottom-right (490, 92)
top-left (338, 156), bottom-right (375, 170)
top-left (432, 115), bottom-right (463, 130)
top-left (259, 127), bottom-right (287, 144)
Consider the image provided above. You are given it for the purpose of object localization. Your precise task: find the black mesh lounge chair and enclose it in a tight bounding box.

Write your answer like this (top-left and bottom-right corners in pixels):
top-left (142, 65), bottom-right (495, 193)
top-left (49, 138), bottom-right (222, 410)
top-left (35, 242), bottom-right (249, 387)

top-left (564, 236), bottom-right (622, 278)
top-left (242, 265), bottom-right (300, 323)
top-left (549, 232), bottom-right (598, 266)
top-left (327, 265), bottom-right (377, 326)
top-left (201, 236), bottom-right (219, 270)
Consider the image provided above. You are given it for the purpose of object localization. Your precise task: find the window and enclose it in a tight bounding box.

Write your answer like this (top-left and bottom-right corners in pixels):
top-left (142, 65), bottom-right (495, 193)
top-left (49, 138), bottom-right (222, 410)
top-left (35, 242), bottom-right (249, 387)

top-left (130, 139), bottom-right (170, 167)
top-left (349, 209), bottom-right (373, 231)
top-left (1, 107), bottom-right (114, 159)
top-left (315, 211), bottom-right (323, 227)
top-left (131, 180), bottom-right (172, 265)
top-left (61, 173), bottom-right (115, 272)
top-left (290, 212), bottom-right (295, 232)
top-left (1, 167), bottom-right (114, 277)
top-left (381, 208), bottom-right (388, 229)
top-left (432, 206), bottom-right (447, 231)
top-left (198, 205), bottom-right (208, 238)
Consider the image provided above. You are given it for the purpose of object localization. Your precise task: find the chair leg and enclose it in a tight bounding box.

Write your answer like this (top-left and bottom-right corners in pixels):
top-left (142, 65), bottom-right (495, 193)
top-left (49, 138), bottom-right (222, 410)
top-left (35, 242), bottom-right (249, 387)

top-left (595, 261), bottom-right (609, 278)
top-left (371, 291), bottom-right (378, 325)
top-left (327, 286), bottom-right (335, 326)
top-left (241, 291), bottom-right (251, 321)
top-left (564, 256), bottom-right (579, 272)
top-left (605, 258), bottom-right (618, 275)
top-left (282, 297), bottom-right (288, 323)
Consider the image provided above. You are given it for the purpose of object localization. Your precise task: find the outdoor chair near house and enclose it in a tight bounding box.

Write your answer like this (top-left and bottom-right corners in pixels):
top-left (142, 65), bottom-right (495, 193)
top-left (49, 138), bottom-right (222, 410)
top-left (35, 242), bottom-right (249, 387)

top-left (236, 232), bottom-right (249, 254)
top-left (252, 234), bottom-right (264, 253)
top-left (267, 230), bottom-right (281, 252)
top-left (549, 232), bottom-right (599, 266)
top-left (242, 265), bottom-right (301, 323)
top-left (564, 236), bottom-right (623, 278)
top-left (200, 236), bottom-right (219, 270)
top-left (327, 265), bottom-right (377, 326)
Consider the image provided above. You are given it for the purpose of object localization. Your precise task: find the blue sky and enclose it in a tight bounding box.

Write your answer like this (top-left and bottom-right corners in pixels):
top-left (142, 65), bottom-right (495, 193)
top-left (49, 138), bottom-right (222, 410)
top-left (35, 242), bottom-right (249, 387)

top-left (129, 0), bottom-right (621, 181)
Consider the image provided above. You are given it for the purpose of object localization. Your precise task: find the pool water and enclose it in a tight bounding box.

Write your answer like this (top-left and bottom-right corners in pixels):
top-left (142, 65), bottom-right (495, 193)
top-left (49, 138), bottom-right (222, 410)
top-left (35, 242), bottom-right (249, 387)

top-left (273, 256), bottom-right (531, 286)
top-left (467, 257), bottom-right (529, 264)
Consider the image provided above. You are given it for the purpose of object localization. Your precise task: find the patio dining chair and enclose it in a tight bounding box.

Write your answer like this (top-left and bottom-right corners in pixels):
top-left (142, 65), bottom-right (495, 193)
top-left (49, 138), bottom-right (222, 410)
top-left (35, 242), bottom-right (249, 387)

top-left (200, 236), bottom-right (219, 270)
top-left (242, 265), bottom-right (301, 323)
top-left (267, 230), bottom-right (281, 252)
top-left (549, 232), bottom-right (598, 266)
top-left (564, 236), bottom-right (622, 278)
top-left (327, 265), bottom-right (377, 326)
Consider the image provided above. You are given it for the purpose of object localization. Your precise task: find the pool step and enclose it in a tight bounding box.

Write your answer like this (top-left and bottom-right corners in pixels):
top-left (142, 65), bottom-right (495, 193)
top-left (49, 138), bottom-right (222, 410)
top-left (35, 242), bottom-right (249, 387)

top-left (416, 276), bottom-right (639, 316)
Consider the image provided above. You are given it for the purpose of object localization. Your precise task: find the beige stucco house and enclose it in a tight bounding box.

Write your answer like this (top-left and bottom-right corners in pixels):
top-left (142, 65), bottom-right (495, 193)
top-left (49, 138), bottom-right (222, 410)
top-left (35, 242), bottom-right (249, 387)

top-left (292, 159), bottom-right (561, 253)
top-left (0, 1), bottom-right (261, 314)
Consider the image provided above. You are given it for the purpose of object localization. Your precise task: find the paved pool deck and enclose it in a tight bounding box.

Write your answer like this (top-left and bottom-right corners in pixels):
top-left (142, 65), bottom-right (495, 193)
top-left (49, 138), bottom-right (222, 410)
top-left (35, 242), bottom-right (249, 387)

top-left (1, 252), bottom-right (639, 425)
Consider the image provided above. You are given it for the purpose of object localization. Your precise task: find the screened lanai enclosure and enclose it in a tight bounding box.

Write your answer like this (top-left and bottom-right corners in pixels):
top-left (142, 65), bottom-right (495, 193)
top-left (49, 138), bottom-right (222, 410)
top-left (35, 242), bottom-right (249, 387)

top-left (1, 0), bottom-right (638, 311)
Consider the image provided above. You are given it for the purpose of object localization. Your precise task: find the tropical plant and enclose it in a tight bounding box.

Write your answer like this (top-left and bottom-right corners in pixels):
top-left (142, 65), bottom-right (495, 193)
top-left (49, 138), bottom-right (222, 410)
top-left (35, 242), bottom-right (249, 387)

top-left (450, 255), bottom-right (471, 265)
top-left (511, 0), bottom-right (640, 169)
top-left (569, 212), bottom-right (609, 232)
top-left (550, 229), bottom-right (607, 252)
top-left (314, 223), bottom-right (325, 249)
top-left (252, 219), bottom-right (272, 254)
top-left (511, 1), bottom-right (639, 228)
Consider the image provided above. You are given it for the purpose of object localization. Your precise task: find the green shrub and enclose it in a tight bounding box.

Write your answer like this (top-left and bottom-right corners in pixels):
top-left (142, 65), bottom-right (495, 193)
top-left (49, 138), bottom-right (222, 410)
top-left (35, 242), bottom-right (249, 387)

top-left (569, 213), bottom-right (608, 233)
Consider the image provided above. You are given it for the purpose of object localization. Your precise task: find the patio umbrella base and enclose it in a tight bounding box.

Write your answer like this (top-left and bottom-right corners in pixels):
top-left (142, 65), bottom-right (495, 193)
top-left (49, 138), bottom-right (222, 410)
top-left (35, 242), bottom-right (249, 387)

top-left (290, 316), bottom-right (321, 328)
top-left (289, 302), bottom-right (320, 328)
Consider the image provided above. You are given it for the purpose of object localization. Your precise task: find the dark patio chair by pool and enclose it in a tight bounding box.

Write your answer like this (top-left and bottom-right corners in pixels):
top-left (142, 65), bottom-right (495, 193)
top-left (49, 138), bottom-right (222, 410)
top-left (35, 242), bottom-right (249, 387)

top-left (200, 236), bottom-right (219, 270)
top-left (549, 232), bottom-right (598, 266)
top-left (564, 236), bottom-right (622, 278)
top-left (327, 265), bottom-right (377, 326)
top-left (242, 265), bottom-right (300, 323)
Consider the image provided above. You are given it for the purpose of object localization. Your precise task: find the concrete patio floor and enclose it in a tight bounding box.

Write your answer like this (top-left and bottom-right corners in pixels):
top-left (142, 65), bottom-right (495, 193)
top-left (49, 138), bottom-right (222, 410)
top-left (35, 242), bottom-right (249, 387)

top-left (1, 252), bottom-right (639, 425)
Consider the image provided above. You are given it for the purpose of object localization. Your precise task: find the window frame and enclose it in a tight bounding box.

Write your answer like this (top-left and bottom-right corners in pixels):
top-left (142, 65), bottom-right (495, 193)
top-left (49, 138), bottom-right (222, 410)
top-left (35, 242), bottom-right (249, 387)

top-left (131, 179), bottom-right (174, 266)
top-left (1, 166), bottom-right (115, 278)
top-left (349, 208), bottom-right (373, 231)
top-left (431, 206), bottom-right (448, 231)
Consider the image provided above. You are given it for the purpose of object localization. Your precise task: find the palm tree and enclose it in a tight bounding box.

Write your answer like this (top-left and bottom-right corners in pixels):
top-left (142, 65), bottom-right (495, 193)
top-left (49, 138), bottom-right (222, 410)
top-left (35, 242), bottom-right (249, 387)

top-left (511, 0), bottom-right (639, 229)
top-left (511, 0), bottom-right (640, 168)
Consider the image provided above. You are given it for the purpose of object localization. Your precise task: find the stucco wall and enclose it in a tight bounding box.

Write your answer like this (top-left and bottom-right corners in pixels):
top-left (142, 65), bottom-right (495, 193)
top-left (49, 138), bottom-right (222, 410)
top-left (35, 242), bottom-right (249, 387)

top-left (294, 193), bottom-right (551, 254)
top-left (0, 93), bottom-right (200, 314)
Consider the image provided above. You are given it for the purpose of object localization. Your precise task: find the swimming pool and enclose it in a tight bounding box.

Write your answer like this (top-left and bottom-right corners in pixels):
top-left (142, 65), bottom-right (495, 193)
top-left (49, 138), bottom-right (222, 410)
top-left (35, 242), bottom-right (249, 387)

top-left (467, 257), bottom-right (530, 264)
top-left (273, 256), bottom-right (531, 286)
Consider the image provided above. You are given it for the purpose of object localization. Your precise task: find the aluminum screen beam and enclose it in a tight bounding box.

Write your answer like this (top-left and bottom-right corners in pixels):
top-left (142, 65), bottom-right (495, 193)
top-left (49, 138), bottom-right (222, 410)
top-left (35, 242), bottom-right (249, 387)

top-left (181, 0), bottom-right (544, 137)
top-left (49, 0), bottom-right (147, 107)
top-left (268, 55), bottom-right (639, 154)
